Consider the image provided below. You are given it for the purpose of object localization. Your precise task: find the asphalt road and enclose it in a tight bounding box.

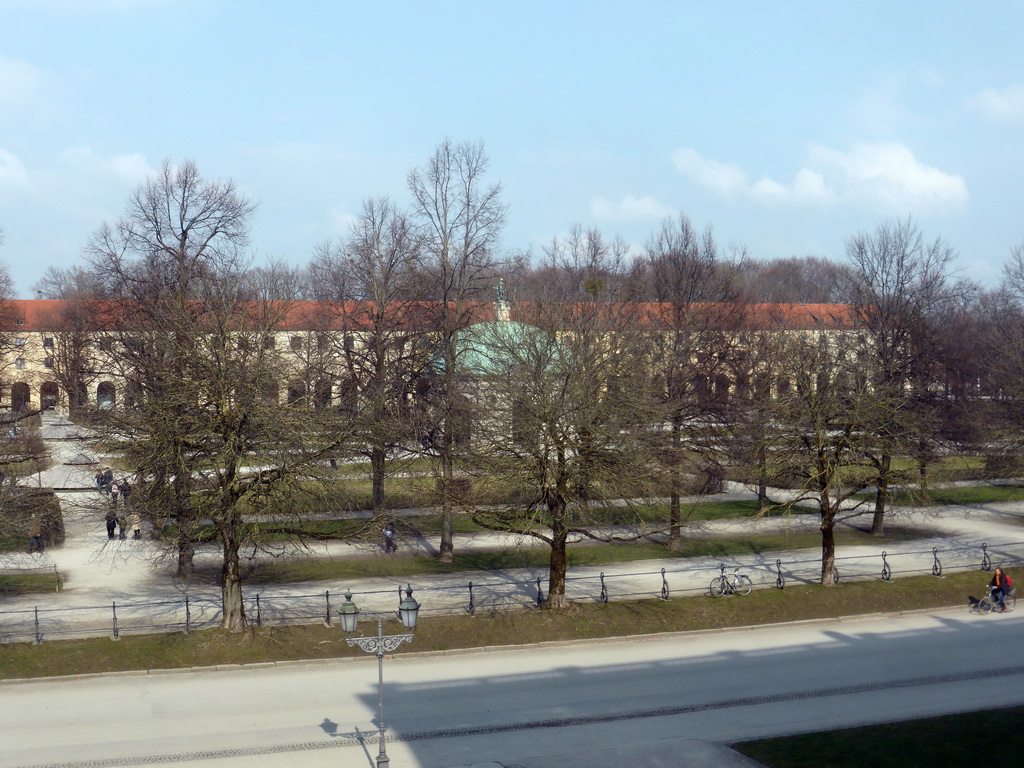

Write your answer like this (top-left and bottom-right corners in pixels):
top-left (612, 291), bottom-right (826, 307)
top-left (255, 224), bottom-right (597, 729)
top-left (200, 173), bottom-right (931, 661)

top-left (2, 607), bottom-right (1022, 768)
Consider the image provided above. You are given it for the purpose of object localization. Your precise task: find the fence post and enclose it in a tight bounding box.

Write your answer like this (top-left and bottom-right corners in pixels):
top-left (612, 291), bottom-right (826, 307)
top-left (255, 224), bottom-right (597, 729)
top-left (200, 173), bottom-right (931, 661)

top-left (255, 594), bottom-right (262, 627)
top-left (111, 601), bottom-right (120, 641)
top-left (599, 572), bottom-right (608, 603)
top-left (184, 597), bottom-right (191, 634)
top-left (467, 581), bottom-right (475, 616)
top-left (536, 577), bottom-right (545, 607)
top-left (981, 543), bottom-right (992, 572)
top-left (775, 559), bottom-right (785, 590)
top-left (932, 547), bottom-right (944, 578)
top-left (880, 551), bottom-right (892, 582)
top-left (660, 568), bottom-right (669, 600)
top-left (53, 566), bottom-right (60, 592)
top-left (324, 590), bottom-right (331, 627)
top-left (33, 606), bottom-right (42, 645)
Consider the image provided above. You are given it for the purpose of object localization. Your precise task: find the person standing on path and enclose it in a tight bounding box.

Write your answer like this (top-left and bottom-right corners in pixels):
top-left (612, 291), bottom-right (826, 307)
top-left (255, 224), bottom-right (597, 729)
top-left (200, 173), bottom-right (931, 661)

top-left (28, 515), bottom-right (44, 554)
top-left (383, 521), bottom-right (397, 553)
top-left (105, 508), bottom-right (117, 539)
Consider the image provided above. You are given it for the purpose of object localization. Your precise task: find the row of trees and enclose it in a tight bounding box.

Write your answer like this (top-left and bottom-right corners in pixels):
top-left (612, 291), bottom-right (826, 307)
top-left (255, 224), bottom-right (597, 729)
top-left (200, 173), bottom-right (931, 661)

top-left (6, 141), bottom-right (1024, 630)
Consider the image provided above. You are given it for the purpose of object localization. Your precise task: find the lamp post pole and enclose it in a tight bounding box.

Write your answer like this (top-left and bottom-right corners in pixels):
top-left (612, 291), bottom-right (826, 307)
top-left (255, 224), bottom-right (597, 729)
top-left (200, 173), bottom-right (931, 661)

top-left (342, 586), bottom-right (419, 768)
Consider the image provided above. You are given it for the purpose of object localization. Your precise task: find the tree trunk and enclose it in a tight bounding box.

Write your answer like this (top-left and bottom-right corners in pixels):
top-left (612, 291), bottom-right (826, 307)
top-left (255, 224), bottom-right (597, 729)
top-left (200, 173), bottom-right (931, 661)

top-left (667, 418), bottom-right (683, 550)
top-left (221, 526), bottom-right (247, 632)
top-left (871, 454), bottom-right (891, 536)
top-left (438, 439), bottom-right (454, 563)
top-left (918, 455), bottom-right (930, 502)
top-left (756, 442), bottom-right (768, 512)
top-left (175, 507), bottom-right (195, 580)
top-left (820, 506), bottom-right (837, 586)
top-left (370, 446), bottom-right (386, 511)
top-left (172, 472), bottom-right (194, 579)
top-left (546, 510), bottom-right (569, 609)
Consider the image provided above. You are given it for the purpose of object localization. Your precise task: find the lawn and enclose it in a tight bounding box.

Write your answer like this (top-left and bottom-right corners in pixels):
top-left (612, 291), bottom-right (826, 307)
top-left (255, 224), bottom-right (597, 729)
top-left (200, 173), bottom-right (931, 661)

top-left (234, 524), bottom-right (923, 585)
top-left (733, 705), bottom-right (1024, 767)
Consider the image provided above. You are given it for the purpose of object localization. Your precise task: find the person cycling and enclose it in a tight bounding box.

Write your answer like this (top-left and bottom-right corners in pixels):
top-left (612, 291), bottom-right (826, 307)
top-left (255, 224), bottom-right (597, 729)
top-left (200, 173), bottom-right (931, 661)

top-left (989, 567), bottom-right (1013, 611)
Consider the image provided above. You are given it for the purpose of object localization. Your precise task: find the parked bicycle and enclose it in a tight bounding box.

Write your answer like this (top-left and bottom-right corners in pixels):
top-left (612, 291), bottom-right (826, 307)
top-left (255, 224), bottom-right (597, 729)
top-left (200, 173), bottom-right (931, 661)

top-left (710, 565), bottom-right (752, 598)
top-left (978, 585), bottom-right (1016, 614)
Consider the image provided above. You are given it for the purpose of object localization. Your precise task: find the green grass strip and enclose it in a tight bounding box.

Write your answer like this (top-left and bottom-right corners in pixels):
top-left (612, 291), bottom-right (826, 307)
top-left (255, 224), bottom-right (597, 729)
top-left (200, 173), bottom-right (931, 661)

top-left (733, 705), bottom-right (1024, 767)
top-left (0, 570), bottom-right (989, 681)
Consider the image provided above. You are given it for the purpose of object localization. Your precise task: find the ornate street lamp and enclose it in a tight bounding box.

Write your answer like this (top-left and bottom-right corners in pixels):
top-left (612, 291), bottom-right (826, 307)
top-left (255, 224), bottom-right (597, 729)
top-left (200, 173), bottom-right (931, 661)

top-left (339, 590), bottom-right (360, 633)
top-left (341, 587), bottom-right (420, 768)
top-left (397, 583), bottom-right (420, 629)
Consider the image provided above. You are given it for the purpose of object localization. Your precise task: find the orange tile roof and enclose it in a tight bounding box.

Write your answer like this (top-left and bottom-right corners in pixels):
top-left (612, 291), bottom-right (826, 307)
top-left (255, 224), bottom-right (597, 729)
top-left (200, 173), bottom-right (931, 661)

top-left (8, 299), bottom-right (859, 332)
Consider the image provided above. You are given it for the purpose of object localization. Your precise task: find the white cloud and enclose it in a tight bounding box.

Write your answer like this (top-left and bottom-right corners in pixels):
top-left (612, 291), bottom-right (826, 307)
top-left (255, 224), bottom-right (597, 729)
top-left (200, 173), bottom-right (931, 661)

top-left (0, 149), bottom-right (30, 190)
top-left (972, 84), bottom-right (1024, 125)
top-left (809, 143), bottom-right (967, 209)
top-left (57, 147), bottom-right (153, 184)
top-left (670, 149), bottom-right (748, 199)
top-left (590, 194), bottom-right (675, 223)
top-left (0, 55), bottom-right (44, 107)
top-left (328, 205), bottom-right (357, 235)
top-left (671, 143), bottom-right (966, 213)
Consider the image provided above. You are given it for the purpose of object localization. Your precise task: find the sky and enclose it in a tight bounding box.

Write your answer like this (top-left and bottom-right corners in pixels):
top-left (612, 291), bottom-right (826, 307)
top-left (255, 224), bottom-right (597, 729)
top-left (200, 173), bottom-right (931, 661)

top-left (0, 1), bottom-right (1022, 297)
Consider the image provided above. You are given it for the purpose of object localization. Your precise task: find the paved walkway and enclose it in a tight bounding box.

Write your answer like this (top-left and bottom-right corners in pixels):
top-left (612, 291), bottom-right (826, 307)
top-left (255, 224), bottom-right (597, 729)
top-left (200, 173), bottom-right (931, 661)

top-left (3, 412), bottom-right (1024, 642)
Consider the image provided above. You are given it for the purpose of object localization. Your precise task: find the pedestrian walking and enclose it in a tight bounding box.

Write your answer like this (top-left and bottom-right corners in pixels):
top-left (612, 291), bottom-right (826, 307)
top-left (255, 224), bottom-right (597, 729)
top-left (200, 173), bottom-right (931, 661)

top-left (110, 482), bottom-right (120, 508)
top-left (383, 521), bottom-right (397, 553)
top-left (102, 468), bottom-right (113, 494)
top-left (130, 512), bottom-right (142, 540)
top-left (105, 508), bottom-right (117, 539)
top-left (95, 472), bottom-right (103, 493)
top-left (117, 513), bottom-right (127, 540)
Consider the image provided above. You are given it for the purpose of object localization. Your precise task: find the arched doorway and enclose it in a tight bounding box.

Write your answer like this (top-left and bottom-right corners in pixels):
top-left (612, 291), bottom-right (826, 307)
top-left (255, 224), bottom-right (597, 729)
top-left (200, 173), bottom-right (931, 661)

top-left (11, 382), bottom-right (30, 413)
top-left (40, 382), bottom-right (59, 411)
top-left (97, 381), bottom-right (116, 410)
top-left (260, 381), bottom-right (280, 404)
top-left (314, 380), bottom-right (333, 409)
top-left (286, 381), bottom-right (307, 406)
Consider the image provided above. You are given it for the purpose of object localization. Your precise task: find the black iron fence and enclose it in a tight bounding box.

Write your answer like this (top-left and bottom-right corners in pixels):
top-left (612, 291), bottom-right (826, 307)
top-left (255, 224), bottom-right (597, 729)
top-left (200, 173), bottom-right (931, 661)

top-left (2, 539), bottom-right (1022, 645)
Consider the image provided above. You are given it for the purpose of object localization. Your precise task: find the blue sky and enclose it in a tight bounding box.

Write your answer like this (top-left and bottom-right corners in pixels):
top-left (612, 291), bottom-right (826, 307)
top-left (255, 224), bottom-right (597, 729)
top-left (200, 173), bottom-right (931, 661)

top-left (1, 1), bottom-right (1022, 296)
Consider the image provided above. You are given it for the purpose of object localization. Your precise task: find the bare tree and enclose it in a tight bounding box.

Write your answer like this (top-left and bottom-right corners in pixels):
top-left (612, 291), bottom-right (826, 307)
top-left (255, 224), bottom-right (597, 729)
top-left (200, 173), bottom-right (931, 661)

top-left (753, 327), bottom-right (879, 585)
top-left (465, 296), bottom-right (660, 609)
top-left (980, 242), bottom-right (1024, 478)
top-left (311, 197), bottom-right (432, 510)
top-left (844, 217), bottom-right (958, 533)
top-left (739, 255), bottom-right (851, 303)
top-left (33, 266), bottom-right (107, 412)
top-left (407, 139), bottom-right (507, 562)
top-left (642, 214), bottom-right (745, 548)
top-left (83, 160), bottom-right (353, 632)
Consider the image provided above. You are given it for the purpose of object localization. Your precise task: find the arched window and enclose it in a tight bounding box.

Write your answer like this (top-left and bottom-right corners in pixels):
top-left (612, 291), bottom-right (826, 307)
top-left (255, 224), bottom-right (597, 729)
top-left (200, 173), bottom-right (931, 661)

top-left (11, 382), bottom-right (30, 412)
top-left (40, 382), bottom-right (59, 411)
top-left (97, 382), bottom-right (116, 410)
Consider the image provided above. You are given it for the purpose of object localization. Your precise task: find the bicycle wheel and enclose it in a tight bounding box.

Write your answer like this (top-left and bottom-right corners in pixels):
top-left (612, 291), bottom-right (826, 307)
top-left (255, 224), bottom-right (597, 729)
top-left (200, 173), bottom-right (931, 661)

top-left (709, 576), bottom-right (725, 598)
top-left (978, 596), bottom-right (993, 614)
top-left (735, 575), bottom-right (753, 596)
top-left (1005, 592), bottom-right (1016, 613)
